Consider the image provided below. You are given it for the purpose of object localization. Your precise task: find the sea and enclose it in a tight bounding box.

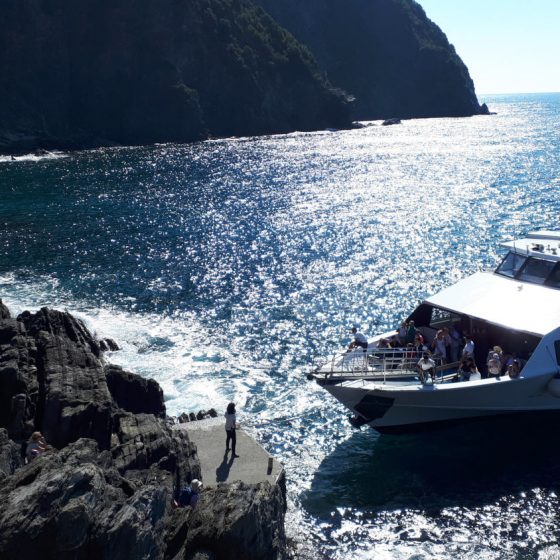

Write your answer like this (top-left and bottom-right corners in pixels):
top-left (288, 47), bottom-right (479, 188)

top-left (1, 92), bottom-right (560, 559)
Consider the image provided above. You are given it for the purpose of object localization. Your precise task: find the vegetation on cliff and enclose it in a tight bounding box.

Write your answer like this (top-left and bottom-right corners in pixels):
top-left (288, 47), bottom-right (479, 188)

top-left (0, 0), bottom-right (349, 153)
top-left (254, 0), bottom-right (487, 119)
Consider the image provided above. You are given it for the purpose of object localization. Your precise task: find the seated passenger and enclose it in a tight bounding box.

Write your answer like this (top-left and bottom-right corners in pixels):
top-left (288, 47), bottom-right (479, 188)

top-left (417, 352), bottom-right (436, 384)
top-left (508, 359), bottom-right (521, 379)
top-left (462, 335), bottom-right (475, 359)
top-left (348, 327), bottom-right (368, 351)
top-left (458, 357), bottom-right (480, 381)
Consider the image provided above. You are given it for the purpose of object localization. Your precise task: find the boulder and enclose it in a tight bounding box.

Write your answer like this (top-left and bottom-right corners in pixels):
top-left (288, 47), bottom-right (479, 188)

top-left (105, 364), bottom-right (165, 417)
top-left (0, 429), bottom-right (22, 479)
top-left (0, 438), bottom-right (172, 560)
top-left (0, 299), bottom-right (10, 319)
top-left (186, 481), bottom-right (287, 560)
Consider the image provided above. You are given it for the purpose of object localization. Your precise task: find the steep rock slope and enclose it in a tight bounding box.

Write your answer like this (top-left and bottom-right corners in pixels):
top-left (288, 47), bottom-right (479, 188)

top-left (254, 0), bottom-right (487, 119)
top-left (0, 0), bottom-right (350, 153)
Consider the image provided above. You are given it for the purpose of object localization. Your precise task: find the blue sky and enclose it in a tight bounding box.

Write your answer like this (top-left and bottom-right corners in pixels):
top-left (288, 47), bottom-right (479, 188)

top-left (417, 0), bottom-right (560, 94)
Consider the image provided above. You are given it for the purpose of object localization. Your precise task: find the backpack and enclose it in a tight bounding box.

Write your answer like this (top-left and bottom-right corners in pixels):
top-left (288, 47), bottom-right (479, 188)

top-left (178, 486), bottom-right (194, 507)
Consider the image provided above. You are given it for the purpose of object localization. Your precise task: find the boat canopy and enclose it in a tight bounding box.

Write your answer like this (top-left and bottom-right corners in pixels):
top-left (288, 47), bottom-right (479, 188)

top-left (425, 271), bottom-right (560, 337)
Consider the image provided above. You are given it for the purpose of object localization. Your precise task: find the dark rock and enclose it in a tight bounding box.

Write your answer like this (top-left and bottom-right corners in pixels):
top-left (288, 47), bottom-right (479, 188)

top-left (105, 364), bottom-right (165, 418)
top-left (179, 413), bottom-right (190, 424)
top-left (0, 438), bottom-right (172, 560)
top-left (36, 328), bottom-right (112, 450)
top-left (0, 318), bottom-right (23, 344)
top-left (186, 481), bottom-right (287, 560)
top-left (0, 429), bottom-right (22, 479)
top-left (189, 413), bottom-right (197, 422)
top-left (100, 338), bottom-right (119, 352)
top-left (111, 412), bottom-right (200, 488)
top-left (208, 409), bottom-right (218, 419)
top-left (382, 118), bottom-right (402, 126)
top-left (18, 307), bottom-right (101, 357)
top-left (0, 299), bottom-right (10, 319)
top-left (196, 410), bottom-right (206, 421)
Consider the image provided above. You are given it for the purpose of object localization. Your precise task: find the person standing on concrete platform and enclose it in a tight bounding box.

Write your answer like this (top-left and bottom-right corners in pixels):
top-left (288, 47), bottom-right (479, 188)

top-left (225, 402), bottom-right (239, 457)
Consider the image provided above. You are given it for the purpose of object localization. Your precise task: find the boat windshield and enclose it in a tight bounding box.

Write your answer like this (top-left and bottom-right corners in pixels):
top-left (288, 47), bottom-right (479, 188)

top-left (496, 251), bottom-right (560, 288)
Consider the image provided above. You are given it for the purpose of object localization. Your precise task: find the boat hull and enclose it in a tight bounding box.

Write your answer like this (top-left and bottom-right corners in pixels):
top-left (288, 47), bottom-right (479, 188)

top-left (318, 373), bottom-right (560, 433)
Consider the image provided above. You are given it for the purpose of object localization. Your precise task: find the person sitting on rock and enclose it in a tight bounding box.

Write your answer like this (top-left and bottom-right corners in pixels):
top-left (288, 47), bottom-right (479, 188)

top-left (175, 479), bottom-right (203, 508)
top-left (25, 431), bottom-right (48, 462)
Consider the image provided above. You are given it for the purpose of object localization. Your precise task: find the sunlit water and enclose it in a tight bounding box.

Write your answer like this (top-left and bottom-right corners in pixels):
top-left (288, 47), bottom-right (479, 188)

top-left (2, 93), bottom-right (560, 559)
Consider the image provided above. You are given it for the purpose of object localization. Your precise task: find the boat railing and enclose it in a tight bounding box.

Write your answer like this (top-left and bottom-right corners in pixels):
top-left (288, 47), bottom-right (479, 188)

top-left (314, 346), bottom-right (457, 384)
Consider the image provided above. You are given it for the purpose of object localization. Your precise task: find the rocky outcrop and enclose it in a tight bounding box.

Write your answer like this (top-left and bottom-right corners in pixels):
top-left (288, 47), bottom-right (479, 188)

top-left (255, 0), bottom-right (488, 120)
top-left (0, 303), bottom-right (288, 559)
top-left (105, 364), bottom-right (166, 418)
top-left (0, 0), bottom-right (350, 154)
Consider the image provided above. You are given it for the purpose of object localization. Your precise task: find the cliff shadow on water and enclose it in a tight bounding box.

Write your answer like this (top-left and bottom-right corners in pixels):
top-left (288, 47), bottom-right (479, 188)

top-left (303, 414), bottom-right (560, 516)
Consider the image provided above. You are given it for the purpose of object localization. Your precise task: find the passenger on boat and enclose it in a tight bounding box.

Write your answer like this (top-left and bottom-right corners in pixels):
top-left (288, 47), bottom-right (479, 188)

top-left (413, 332), bottom-right (426, 353)
top-left (458, 357), bottom-right (480, 381)
top-left (508, 359), bottom-right (521, 379)
top-left (406, 320), bottom-right (417, 344)
top-left (448, 325), bottom-right (462, 362)
top-left (430, 330), bottom-right (448, 364)
top-left (417, 352), bottom-right (436, 384)
top-left (487, 346), bottom-right (503, 378)
top-left (397, 321), bottom-right (408, 346)
top-left (462, 335), bottom-right (475, 359)
top-left (348, 327), bottom-right (368, 351)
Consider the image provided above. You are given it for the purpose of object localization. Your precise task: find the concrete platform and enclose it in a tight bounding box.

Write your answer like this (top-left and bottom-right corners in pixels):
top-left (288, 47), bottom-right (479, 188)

top-left (173, 418), bottom-right (284, 487)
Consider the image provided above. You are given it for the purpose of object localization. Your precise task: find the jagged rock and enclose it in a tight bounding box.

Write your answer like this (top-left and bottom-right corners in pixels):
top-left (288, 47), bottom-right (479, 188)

top-left (0, 438), bottom-right (172, 560)
top-left (186, 482), bottom-right (287, 560)
top-left (208, 409), bottom-right (218, 418)
top-left (36, 328), bottom-right (112, 450)
top-left (100, 338), bottom-right (120, 352)
top-left (18, 307), bottom-right (101, 357)
top-left (111, 412), bottom-right (200, 487)
top-left (0, 429), bottom-right (22, 479)
top-left (0, 299), bottom-right (10, 319)
top-left (196, 410), bottom-right (206, 421)
top-left (189, 413), bottom-right (197, 422)
top-left (179, 413), bottom-right (190, 424)
top-left (382, 118), bottom-right (401, 126)
top-left (105, 364), bottom-right (165, 417)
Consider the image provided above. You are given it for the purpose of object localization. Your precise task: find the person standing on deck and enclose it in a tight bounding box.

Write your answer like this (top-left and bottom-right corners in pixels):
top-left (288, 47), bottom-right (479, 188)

top-left (225, 402), bottom-right (239, 458)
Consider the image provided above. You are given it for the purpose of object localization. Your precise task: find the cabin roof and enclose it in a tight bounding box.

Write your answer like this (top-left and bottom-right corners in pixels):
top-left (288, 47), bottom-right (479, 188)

top-left (425, 271), bottom-right (560, 337)
top-left (501, 230), bottom-right (560, 261)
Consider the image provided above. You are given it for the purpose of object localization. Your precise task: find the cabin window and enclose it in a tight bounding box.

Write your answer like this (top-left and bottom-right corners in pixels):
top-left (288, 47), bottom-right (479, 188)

top-left (429, 308), bottom-right (461, 329)
top-left (555, 341), bottom-right (560, 366)
top-left (496, 252), bottom-right (526, 278)
top-left (545, 263), bottom-right (560, 289)
top-left (517, 257), bottom-right (556, 285)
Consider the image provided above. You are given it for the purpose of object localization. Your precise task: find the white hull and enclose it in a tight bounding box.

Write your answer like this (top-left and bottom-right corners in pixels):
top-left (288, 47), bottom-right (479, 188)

top-left (320, 370), bottom-right (560, 433)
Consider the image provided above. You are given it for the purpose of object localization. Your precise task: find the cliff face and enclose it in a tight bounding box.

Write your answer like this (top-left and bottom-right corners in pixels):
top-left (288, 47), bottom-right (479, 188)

top-left (254, 0), bottom-right (486, 120)
top-left (0, 0), bottom-right (350, 153)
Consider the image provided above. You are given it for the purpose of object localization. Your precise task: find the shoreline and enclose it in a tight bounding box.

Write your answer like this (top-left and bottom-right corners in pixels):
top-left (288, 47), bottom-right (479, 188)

top-left (0, 300), bottom-right (288, 559)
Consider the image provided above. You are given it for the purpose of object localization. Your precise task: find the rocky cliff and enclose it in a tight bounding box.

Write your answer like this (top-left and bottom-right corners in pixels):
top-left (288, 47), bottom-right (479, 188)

top-left (254, 0), bottom-right (488, 120)
top-left (0, 300), bottom-right (287, 560)
top-left (0, 0), bottom-right (350, 154)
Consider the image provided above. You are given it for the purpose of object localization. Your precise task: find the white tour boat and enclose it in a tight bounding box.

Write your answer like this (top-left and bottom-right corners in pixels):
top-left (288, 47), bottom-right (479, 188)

top-left (309, 231), bottom-right (560, 433)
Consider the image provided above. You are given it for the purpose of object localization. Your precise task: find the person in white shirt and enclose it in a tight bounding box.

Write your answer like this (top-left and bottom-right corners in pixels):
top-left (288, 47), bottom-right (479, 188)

top-left (348, 326), bottom-right (368, 351)
top-left (462, 335), bottom-right (475, 359)
top-left (225, 402), bottom-right (239, 457)
top-left (417, 352), bottom-right (436, 383)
